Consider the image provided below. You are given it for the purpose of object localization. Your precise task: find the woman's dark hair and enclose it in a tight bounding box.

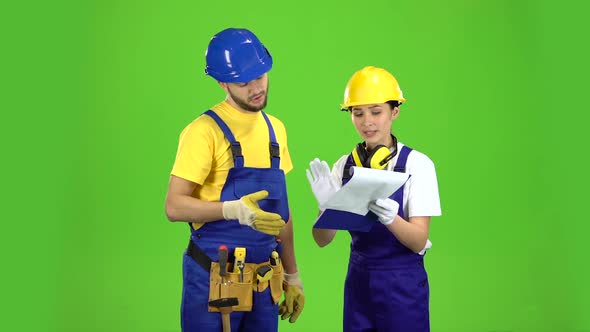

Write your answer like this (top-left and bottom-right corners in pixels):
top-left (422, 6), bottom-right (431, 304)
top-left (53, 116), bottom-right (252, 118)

top-left (343, 100), bottom-right (402, 112)
top-left (387, 101), bottom-right (402, 109)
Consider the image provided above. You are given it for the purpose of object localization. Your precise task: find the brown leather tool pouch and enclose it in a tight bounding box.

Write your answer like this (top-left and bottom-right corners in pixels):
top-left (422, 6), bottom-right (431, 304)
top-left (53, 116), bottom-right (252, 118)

top-left (268, 262), bottom-right (284, 304)
top-left (208, 262), bottom-right (254, 312)
top-left (252, 261), bottom-right (283, 304)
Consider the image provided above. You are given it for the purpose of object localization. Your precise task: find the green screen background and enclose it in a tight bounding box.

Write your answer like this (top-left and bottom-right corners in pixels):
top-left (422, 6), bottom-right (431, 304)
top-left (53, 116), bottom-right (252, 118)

top-left (4, 0), bottom-right (589, 331)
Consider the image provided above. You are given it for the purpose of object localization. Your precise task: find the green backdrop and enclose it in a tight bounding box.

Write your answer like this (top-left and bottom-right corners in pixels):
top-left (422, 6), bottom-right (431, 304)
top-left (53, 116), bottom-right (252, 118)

top-left (4, 0), bottom-right (589, 331)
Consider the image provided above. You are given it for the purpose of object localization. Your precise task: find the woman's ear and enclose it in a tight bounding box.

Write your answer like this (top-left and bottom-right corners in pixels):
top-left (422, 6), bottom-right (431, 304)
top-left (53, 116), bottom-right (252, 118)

top-left (391, 106), bottom-right (400, 119)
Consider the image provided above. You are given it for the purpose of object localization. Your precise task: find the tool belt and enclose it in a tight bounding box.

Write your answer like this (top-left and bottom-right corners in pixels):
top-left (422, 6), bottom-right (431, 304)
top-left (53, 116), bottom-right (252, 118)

top-left (187, 239), bottom-right (283, 312)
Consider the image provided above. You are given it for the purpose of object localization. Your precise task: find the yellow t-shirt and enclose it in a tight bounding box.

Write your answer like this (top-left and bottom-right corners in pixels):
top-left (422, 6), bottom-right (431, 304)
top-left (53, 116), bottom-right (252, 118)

top-left (171, 101), bottom-right (293, 204)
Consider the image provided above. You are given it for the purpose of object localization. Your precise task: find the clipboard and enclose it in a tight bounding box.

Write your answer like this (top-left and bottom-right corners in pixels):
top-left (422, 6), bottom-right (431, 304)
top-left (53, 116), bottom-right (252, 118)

top-left (312, 166), bottom-right (410, 232)
top-left (313, 209), bottom-right (378, 232)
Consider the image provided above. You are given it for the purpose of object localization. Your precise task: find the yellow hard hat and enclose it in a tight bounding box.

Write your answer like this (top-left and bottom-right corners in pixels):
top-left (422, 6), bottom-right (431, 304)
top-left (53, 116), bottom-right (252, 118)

top-left (341, 66), bottom-right (406, 110)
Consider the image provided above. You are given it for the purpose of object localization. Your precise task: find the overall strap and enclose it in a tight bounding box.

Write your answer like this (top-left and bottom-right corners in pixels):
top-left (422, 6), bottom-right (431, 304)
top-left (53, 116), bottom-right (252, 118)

top-left (204, 110), bottom-right (244, 168)
top-left (261, 111), bottom-right (281, 169)
top-left (393, 146), bottom-right (413, 173)
top-left (342, 155), bottom-right (355, 184)
top-left (391, 145), bottom-right (412, 217)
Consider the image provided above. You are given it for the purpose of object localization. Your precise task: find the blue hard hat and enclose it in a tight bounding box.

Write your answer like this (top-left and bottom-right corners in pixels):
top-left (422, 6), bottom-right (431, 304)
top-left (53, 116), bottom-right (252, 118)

top-left (205, 28), bottom-right (273, 83)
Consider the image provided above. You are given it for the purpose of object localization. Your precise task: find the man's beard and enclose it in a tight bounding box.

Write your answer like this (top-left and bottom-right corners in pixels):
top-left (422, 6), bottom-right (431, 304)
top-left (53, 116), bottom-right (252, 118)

top-left (228, 86), bottom-right (269, 113)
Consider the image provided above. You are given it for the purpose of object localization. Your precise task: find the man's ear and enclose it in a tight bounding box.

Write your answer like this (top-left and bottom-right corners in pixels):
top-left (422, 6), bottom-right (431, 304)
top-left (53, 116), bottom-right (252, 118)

top-left (218, 81), bottom-right (228, 92)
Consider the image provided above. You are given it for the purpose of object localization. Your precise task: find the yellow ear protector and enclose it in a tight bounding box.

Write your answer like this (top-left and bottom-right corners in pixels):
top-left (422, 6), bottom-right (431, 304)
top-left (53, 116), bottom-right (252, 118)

top-left (351, 135), bottom-right (398, 169)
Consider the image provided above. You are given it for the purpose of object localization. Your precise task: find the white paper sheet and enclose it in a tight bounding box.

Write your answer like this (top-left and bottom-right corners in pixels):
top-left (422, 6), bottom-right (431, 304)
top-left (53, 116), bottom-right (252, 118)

top-left (322, 166), bottom-right (410, 215)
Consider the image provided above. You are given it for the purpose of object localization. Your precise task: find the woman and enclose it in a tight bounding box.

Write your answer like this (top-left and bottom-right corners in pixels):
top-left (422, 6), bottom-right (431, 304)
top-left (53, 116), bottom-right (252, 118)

top-left (308, 66), bottom-right (442, 332)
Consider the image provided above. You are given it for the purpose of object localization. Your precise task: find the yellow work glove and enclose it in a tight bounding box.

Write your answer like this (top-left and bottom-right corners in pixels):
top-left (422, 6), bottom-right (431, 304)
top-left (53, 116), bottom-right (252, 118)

top-left (222, 190), bottom-right (286, 236)
top-left (278, 272), bottom-right (305, 323)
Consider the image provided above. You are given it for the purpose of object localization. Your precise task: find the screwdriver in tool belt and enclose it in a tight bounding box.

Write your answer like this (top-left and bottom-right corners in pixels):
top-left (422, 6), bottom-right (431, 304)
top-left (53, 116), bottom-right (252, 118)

top-left (218, 245), bottom-right (229, 285)
top-left (270, 250), bottom-right (279, 266)
top-left (233, 247), bottom-right (246, 283)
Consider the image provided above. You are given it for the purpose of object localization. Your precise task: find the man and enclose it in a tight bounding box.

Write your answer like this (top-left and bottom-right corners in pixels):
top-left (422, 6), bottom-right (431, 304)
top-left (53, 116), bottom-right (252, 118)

top-left (165, 28), bottom-right (304, 332)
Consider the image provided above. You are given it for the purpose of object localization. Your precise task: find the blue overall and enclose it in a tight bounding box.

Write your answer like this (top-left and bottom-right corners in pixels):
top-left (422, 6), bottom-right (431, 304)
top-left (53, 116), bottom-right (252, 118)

top-left (342, 146), bottom-right (430, 332)
top-left (180, 110), bottom-right (289, 332)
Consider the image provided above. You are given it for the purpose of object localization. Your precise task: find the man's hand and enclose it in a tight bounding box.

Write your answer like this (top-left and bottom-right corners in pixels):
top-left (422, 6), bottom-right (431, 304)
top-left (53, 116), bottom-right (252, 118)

top-left (368, 198), bottom-right (399, 225)
top-left (306, 158), bottom-right (341, 210)
top-left (278, 272), bottom-right (304, 323)
top-left (222, 190), bottom-right (285, 235)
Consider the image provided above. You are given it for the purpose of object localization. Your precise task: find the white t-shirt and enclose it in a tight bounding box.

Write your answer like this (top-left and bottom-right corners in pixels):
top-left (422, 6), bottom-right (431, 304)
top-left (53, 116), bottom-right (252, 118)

top-left (331, 142), bottom-right (442, 219)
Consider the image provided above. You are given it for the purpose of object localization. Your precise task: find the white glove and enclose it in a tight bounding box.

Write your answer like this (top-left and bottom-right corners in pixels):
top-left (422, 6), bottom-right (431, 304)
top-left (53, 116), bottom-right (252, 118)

top-left (306, 158), bottom-right (341, 210)
top-left (368, 198), bottom-right (399, 225)
top-left (418, 239), bottom-right (432, 255)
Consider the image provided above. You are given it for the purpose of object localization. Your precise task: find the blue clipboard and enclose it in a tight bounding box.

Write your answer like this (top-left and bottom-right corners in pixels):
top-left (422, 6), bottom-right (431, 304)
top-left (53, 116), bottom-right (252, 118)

top-left (313, 208), bottom-right (378, 232)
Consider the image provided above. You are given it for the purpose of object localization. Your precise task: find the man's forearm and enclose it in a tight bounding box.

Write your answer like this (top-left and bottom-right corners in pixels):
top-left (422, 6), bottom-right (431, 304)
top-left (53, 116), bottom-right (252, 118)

top-left (165, 194), bottom-right (224, 223)
top-left (278, 215), bottom-right (298, 274)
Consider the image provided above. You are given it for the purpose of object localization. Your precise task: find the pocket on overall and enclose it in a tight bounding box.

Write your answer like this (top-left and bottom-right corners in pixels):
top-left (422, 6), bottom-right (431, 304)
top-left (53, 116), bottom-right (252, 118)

top-left (233, 179), bottom-right (283, 200)
top-left (234, 178), bottom-right (288, 220)
top-left (208, 261), bottom-right (254, 312)
top-left (269, 263), bottom-right (284, 304)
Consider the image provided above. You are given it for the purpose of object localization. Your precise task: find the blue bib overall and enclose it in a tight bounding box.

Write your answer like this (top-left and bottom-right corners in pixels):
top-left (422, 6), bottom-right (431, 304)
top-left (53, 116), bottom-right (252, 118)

top-left (180, 110), bottom-right (289, 332)
top-left (342, 146), bottom-right (430, 332)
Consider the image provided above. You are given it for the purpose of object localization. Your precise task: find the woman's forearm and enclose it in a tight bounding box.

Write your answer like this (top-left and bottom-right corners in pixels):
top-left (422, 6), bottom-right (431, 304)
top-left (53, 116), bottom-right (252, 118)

top-left (385, 216), bottom-right (430, 253)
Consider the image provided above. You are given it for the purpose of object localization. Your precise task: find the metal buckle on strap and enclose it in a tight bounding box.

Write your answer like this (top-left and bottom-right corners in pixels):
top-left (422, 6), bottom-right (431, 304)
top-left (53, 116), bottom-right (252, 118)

top-left (269, 142), bottom-right (280, 158)
top-left (231, 142), bottom-right (243, 158)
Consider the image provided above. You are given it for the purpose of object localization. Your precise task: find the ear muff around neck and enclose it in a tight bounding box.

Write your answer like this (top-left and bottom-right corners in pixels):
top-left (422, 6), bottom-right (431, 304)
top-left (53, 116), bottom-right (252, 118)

top-left (351, 142), bottom-right (368, 168)
top-left (352, 144), bottom-right (391, 169)
top-left (351, 135), bottom-right (398, 169)
top-left (368, 145), bottom-right (394, 169)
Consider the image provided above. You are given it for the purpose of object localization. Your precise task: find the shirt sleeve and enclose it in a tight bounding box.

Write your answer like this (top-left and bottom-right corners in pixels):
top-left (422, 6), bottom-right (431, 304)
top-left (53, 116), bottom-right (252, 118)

top-left (281, 141), bottom-right (294, 175)
top-left (170, 120), bottom-right (214, 185)
top-left (331, 155), bottom-right (349, 183)
top-left (406, 152), bottom-right (442, 218)
top-left (272, 118), bottom-right (293, 174)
